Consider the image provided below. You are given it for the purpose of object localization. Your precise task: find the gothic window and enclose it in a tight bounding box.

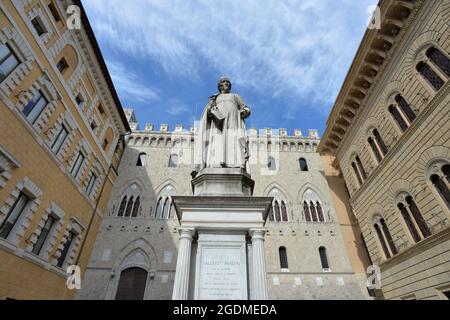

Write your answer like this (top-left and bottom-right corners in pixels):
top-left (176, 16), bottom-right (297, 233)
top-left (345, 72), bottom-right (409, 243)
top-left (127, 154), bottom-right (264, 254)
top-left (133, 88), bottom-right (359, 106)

top-left (426, 47), bottom-right (450, 78)
top-left (155, 198), bottom-right (163, 218)
top-left (281, 201), bottom-right (288, 221)
top-left (168, 154), bottom-right (178, 168)
top-left (373, 129), bottom-right (388, 156)
top-left (154, 184), bottom-right (176, 219)
top-left (374, 223), bottom-right (391, 259)
top-left (115, 267), bottom-right (148, 300)
top-left (136, 153), bottom-right (147, 167)
top-left (0, 43), bottom-right (19, 82)
top-left (406, 196), bottom-right (431, 238)
top-left (303, 201), bottom-right (311, 222)
top-left (117, 197), bottom-right (127, 217)
top-left (319, 247), bottom-right (330, 270)
top-left (310, 201), bottom-right (318, 222)
top-left (131, 197), bottom-right (140, 217)
top-left (124, 196), bottom-right (134, 217)
top-left (368, 137), bottom-right (382, 162)
top-left (389, 105), bottom-right (408, 132)
top-left (267, 188), bottom-right (288, 222)
top-left (395, 95), bottom-right (416, 123)
top-left (316, 202), bottom-right (325, 222)
top-left (0, 192), bottom-right (30, 239)
top-left (274, 201), bottom-right (281, 222)
top-left (279, 247), bottom-right (288, 269)
top-left (417, 61), bottom-right (445, 91)
top-left (162, 198), bottom-right (170, 219)
top-left (22, 90), bottom-right (49, 125)
top-left (299, 158), bottom-right (308, 171)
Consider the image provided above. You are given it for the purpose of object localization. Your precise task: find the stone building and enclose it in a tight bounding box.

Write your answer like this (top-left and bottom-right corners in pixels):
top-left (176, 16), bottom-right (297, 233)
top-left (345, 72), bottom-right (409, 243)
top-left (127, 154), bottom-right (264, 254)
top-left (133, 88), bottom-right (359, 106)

top-left (0, 0), bottom-right (130, 299)
top-left (78, 109), bottom-right (372, 300)
top-left (318, 0), bottom-right (450, 300)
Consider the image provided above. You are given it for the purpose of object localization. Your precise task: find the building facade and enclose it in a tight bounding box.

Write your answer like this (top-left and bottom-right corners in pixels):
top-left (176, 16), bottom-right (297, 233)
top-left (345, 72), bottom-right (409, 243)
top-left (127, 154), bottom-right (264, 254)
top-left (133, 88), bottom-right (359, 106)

top-left (319, 0), bottom-right (450, 300)
top-left (0, 0), bottom-right (130, 299)
top-left (77, 110), bottom-right (372, 300)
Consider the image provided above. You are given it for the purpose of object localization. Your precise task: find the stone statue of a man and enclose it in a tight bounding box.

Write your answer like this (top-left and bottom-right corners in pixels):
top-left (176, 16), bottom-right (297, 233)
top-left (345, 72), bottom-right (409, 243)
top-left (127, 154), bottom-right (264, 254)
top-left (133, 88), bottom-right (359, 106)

top-left (193, 76), bottom-right (251, 174)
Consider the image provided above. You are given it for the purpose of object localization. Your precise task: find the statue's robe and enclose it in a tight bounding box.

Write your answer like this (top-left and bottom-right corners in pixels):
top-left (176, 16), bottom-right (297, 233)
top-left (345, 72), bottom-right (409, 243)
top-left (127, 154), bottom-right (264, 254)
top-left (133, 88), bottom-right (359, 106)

top-left (194, 93), bottom-right (250, 171)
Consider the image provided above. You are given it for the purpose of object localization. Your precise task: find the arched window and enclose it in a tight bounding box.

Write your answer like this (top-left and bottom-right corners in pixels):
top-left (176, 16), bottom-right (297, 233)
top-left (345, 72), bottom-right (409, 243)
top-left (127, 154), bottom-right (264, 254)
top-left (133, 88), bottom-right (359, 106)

top-left (356, 156), bottom-right (366, 179)
top-left (124, 196), bottom-right (134, 217)
top-left (368, 137), bottom-right (382, 162)
top-left (352, 162), bottom-right (363, 186)
top-left (398, 203), bottom-right (421, 243)
top-left (373, 129), bottom-right (388, 156)
top-left (274, 201), bottom-right (281, 222)
top-left (268, 157), bottom-right (276, 171)
top-left (417, 61), bottom-right (445, 91)
top-left (406, 196), bottom-right (431, 238)
top-left (319, 247), bottom-right (330, 270)
top-left (168, 154), bottom-right (178, 168)
top-left (136, 153), bottom-right (147, 167)
top-left (395, 95), bottom-right (416, 123)
top-left (426, 47), bottom-right (450, 78)
top-left (115, 267), bottom-right (148, 300)
top-left (430, 163), bottom-right (450, 209)
top-left (267, 188), bottom-right (288, 222)
top-left (131, 197), bottom-right (140, 217)
top-left (279, 247), bottom-right (288, 269)
top-left (380, 219), bottom-right (397, 255)
top-left (154, 184), bottom-right (176, 219)
top-left (281, 201), bottom-right (288, 221)
top-left (310, 201), bottom-right (318, 222)
top-left (374, 223), bottom-right (391, 259)
top-left (169, 202), bottom-right (176, 219)
top-left (299, 158), bottom-right (308, 171)
top-left (303, 201), bottom-right (311, 222)
top-left (117, 196), bottom-right (127, 217)
top-left (389, 104), bottom-right (408, 132)
top-left (316, 202), bottom-right (325, 222)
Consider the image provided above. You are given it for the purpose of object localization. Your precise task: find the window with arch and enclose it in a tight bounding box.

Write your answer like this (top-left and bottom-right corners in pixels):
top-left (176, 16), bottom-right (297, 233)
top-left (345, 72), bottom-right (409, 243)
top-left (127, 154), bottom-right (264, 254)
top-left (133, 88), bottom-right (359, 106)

top-left (397, 193), bottom-right (431, 244)
top-left (279, 246), bottom-right (288, 269)
top-left (155, 184), bottom-right (176, 219)
top-left (116, 184), bottom-right (142, 218)
top-left (429, 162), bottom-right (450, 210)
top-left (367, 128), bottom-right (389, 163)
top-left (388, 94), bottom-right (416, 134)
top-left (115, 267), bottom-right (148, 300)
top-left (299, 158), bottom-right (308, 171)
top-left (417, 47), bottom-right (449, 91)
top-left (319, 246), bottom-right (330, 270)
top-left (136, 153), bottom-right (147, 167)
top-left (267, 156), bottom-right (276, 171)
top-left (267, 188), bottom-right (288, 222)
top-left (373, 216), bottom-right (397, 260)
top-left (168, 154), bottom-right (178, 168)
top-left (351, 155), bottom-right (367, 187)
top-left (302, 188), bottom-right (326, 222)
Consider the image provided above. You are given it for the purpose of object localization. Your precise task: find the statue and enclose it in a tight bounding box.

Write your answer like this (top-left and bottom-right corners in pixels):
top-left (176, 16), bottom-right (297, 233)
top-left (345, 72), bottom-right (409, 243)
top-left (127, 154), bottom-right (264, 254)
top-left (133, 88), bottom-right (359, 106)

top-left (193, 76), bottom-right (251, 176)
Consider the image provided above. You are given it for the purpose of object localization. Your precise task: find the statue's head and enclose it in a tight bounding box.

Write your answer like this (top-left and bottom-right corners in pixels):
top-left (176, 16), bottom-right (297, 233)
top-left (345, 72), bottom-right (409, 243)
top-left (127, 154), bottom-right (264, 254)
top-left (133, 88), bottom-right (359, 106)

top-left (218, 76), bottom-right (231, 93)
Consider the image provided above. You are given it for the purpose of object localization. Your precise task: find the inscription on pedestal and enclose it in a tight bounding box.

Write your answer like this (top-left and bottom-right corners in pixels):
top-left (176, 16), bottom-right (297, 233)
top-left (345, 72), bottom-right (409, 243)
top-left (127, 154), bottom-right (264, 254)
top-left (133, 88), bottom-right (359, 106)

top-left (198, 247), bottom-right (244, 300)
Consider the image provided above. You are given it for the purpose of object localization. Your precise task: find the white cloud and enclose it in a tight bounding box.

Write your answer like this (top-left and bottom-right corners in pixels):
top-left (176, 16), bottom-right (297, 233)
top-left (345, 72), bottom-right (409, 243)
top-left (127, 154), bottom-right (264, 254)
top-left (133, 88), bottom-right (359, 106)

top-left (86, 0), bottom-right (377, 112)
top-left (105, 59), bottom-right (160, 103)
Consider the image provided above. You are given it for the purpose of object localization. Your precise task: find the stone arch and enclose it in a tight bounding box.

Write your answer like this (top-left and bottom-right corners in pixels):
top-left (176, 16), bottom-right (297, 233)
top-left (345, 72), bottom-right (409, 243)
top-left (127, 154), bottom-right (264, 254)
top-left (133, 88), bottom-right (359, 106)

top-left (368, 203), bottom-right (388, 223)
top-left (103, 127), bottom-right (114, 153)
top-left (114, 238), bottom-right (157, 273)
top-left (416, 146), bottom-right (450, 178)
top-left (263, 182), bottom-right (289, 200)
top-left (404, 30), bottom-right (444, 79)
top-left (264, 183), bottom-right (289, 222)
top-left (361, 117), bottom-right (381, 137)
top-left (380, 80), bottom-right (404, 106)
top-left (55, 44), bottom-right (78, 81)
top-left (387, 178), bottom-right (417, 214)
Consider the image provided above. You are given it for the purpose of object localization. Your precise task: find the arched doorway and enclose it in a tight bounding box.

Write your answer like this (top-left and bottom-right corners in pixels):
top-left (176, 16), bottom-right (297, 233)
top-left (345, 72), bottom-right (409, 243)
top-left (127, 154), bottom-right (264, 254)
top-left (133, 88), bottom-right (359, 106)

top-left (115, 267), bottom-right (148, 300)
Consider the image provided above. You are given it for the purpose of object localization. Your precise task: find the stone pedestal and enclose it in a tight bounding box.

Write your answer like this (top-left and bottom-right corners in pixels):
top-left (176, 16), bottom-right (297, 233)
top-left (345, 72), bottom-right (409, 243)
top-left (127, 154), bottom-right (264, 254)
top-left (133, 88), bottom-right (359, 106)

top-left (192, 168), bottom-right (255, 197)
top-left (172, 185), bottom-right (272, 300)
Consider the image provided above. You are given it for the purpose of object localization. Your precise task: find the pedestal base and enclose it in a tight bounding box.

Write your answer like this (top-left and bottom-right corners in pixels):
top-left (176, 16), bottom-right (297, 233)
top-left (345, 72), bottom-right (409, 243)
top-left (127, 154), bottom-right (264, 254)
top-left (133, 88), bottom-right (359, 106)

top-left (192, 168), bottom-right (254, 197)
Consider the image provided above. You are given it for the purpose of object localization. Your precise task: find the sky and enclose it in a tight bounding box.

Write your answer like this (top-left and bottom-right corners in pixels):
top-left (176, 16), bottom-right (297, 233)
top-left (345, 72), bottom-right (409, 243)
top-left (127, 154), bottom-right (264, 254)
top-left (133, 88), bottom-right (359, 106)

top-left (82, 0), bottom-right (378, 136)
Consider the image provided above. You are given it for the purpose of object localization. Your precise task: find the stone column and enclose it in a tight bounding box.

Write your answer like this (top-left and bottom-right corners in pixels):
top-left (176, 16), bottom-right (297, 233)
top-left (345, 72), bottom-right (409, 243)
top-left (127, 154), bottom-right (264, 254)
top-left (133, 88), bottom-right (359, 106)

top-left (172, 228), bottom-right (195, 300)
top-left (249, 229), bottom-right (268, 300)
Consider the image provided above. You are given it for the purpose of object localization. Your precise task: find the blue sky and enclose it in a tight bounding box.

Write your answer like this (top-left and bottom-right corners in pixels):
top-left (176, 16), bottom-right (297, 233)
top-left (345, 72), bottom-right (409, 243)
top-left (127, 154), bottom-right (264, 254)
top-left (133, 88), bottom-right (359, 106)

top-left (83, 0), bottom-right (378, 136)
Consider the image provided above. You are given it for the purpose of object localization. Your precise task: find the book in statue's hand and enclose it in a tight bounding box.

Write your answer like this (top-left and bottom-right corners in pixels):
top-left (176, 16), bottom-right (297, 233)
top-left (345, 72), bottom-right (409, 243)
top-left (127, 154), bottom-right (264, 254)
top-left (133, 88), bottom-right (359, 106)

top-left (209, 106), bottom-right (226, 121)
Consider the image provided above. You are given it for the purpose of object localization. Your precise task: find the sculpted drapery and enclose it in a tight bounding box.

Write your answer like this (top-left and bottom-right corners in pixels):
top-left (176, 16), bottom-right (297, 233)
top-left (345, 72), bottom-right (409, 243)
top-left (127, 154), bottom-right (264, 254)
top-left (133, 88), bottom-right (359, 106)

top-left (193, 77), bottom-right (251, 173)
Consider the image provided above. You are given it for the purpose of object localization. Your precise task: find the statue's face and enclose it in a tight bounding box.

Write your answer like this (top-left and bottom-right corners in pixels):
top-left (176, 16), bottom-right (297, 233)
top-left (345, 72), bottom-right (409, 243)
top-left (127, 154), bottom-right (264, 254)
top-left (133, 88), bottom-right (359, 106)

top-left (219, 80), bottom-right (231, 93)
